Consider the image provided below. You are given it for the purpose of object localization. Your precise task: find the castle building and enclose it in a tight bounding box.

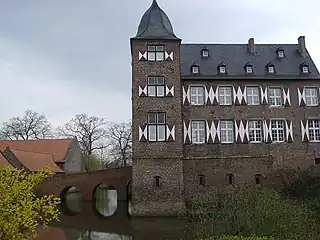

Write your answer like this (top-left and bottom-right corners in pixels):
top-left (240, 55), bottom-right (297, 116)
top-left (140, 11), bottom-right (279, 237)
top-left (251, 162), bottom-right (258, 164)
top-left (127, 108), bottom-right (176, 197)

top-left (130, 0), bottom-right (320, 216)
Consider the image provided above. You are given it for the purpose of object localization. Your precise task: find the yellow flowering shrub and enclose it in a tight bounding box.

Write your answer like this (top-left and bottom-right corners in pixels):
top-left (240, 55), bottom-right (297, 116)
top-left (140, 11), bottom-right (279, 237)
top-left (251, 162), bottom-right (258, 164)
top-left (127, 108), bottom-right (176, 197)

top-left (0, 166), bottom-right (60, 240)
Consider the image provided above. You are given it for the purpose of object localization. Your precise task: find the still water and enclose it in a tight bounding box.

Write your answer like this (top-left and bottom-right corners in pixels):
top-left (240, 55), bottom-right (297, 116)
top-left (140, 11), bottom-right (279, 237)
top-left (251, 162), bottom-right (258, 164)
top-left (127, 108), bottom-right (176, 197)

top-left (35, 186), bottom-right (191, 240)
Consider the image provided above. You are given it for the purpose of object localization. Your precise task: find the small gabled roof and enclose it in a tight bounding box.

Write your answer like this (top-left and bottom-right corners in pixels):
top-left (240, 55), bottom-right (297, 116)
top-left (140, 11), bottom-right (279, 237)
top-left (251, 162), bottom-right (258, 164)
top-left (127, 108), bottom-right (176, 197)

top-left (133, 0), bottom-right (179, 40)
top-left (0, 139), bottom-right (75, 163)
top-left (180, 43), bottom-right (320, 78)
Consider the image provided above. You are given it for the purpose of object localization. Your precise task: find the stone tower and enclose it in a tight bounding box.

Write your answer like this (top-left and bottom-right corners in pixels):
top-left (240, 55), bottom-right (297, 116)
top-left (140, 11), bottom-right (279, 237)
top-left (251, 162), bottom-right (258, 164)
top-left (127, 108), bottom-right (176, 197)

top-left (130, 0), bottom-right (185, 216)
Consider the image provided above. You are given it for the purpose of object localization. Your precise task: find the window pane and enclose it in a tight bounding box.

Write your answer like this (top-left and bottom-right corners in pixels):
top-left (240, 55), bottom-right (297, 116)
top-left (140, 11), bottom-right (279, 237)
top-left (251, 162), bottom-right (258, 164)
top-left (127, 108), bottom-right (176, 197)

top-left (305, 88), bottom-right (319, 106)
top-left (190, 86), bottom-right (205, 105)
top-left (156, 77), bottom-right (165, 85)
top-left (148, 86), bottom-right (156, 96)
top-left (246, 87), bottom-right (260, 105)
top-left (148, 125), bottom-right (156, 141)
top-left (157, 113), bottom-right (165, 124)
top-left (157, 125), bottom-right (166, 141)
top-left (148, 113), bottom-right (157, 124)
top-left (219, 87), bottom-right (232, 105)
top-left (148, 52), bottom-right (155, 61)
top-left (191, 121), bottom-right (205, 143)
top-left (269, 88), bottom-right (282, 106)
top-left (156, 52), bottom-right (164, 61)
top-left (157, 86), bottom-right (165, 97)
top-left (156, 45), bottom-right (164, 51)
top-left (192, 67), bottom-right (199, 73)
top-left (148, 45), bottom-right (155, 51)
top-left (148, 77), bottom-right (156, 85)
top-left (220, 120), bottom-right (234, 143)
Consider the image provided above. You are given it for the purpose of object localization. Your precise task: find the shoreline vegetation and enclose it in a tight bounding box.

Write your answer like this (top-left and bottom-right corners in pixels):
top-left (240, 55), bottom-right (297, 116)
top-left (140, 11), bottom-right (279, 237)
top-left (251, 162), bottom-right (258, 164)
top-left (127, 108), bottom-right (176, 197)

top-left (186, 180), bottom-right (320, 240)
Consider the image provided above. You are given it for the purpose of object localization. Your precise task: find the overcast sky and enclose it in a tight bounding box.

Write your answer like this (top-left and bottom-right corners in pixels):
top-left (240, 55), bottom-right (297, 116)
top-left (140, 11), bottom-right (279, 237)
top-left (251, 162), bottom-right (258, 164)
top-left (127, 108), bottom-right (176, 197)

top-left (0, 0), bottom-right (319, 127)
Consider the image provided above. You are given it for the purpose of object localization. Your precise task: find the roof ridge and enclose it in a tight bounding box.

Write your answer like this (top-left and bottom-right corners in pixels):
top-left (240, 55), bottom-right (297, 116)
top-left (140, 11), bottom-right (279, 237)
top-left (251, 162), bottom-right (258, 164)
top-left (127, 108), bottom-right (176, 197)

top-left (10, 148), bottom-right (54, 157)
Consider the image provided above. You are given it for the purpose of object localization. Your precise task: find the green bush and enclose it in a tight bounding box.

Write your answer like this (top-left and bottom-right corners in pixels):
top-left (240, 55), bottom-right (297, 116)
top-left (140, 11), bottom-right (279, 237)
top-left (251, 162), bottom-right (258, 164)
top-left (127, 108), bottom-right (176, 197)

top-left (210, 236), bottom-right (274, 240)
top-left (189, 185), bottom-right (318, 240)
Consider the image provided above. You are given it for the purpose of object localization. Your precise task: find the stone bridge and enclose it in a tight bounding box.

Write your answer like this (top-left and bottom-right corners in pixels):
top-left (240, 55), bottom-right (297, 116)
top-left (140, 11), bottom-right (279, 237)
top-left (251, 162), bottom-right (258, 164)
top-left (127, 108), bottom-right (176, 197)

top-left (37, 167), bottom-right (132, 202)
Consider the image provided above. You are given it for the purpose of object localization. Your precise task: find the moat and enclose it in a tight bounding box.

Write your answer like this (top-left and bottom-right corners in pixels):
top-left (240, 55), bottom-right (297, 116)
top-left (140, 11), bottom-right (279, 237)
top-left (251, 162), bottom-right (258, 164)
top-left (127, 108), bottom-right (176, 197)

top-left (35, 188), bottom-right (191, 240)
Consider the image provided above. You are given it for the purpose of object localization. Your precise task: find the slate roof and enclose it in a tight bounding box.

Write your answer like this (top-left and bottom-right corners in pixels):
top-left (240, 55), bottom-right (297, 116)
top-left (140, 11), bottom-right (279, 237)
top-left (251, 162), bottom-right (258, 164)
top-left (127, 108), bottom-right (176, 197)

top-left (0, 139), bottom-right (75, 162)
top-left (180, 43), bottom-right (320, 79)
top-left (133, 0), bottom-right (179, 40)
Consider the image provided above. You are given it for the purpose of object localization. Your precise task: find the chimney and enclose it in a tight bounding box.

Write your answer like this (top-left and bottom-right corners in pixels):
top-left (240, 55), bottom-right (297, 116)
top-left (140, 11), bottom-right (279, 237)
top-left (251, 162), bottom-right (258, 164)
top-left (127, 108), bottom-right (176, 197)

top-left (298, 36), bottom-right (307, 58)
top-left (248, 38), bottom-right (255, 53)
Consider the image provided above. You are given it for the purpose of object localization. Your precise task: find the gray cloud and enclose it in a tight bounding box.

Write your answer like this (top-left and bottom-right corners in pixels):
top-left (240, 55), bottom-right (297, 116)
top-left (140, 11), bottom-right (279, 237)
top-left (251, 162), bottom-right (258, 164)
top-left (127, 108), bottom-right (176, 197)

top-left (0, 0), bottom-right (319, 126)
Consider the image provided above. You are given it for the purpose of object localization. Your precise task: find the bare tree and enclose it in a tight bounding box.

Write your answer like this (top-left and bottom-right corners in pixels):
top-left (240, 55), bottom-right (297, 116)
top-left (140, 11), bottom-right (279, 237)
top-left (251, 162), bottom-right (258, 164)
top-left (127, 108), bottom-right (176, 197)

top-left (0, 109), bottom-right (52, 140)
top-left (106, 122), bottom-right (132, 167)
top-left (57, 113), bottom-right (109, 156)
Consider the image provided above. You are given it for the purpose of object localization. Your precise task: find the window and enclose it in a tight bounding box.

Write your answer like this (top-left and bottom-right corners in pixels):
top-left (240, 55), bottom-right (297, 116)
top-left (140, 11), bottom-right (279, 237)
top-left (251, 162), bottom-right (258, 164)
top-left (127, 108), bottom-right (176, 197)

top-left (267, 65), bottom-right (275, 73)
top-left (147, 113), bottom-right (166, 142)
top-left (271, 120), bottom-right (285, 142)
top-left (227, 174), bottom-right (234, 184)
top-left (147, 45), bottom-right (164, 61)
top-left (220, 120), bottom-right (234, 143)
top-left (219, 66), bottom-right (226, 74)
top-left (202, 49), bottom-right (209, 57)
top-left (190, 86), bottom-right (205, 105)
top-left (255, 174), bottom-right (262, 184)
top-left (154, 176), bottom-right (161, 187)
top-left (218, 86), bottom-right (232, 105)
top-left (248, 120), bottom-right (262, 143)
top-left (246, 65), bottom-right (253, 74)
top-left (192, 66), bottom-right (199, 74)
top-left (246, 86), bottom-right (260, 105)
top-left (269, 87), bottom-right (282, 106)
top-left (308, 120), bottom-right (320, 142)
top-left (302, 66), bottom-right (309, 73)
top-left (277, 50), bottom-right (284, 58)
top-left (199, 175), bottom-right (205, 186)
top-left (305, 87), bottom-right (319, 106)
top-left (315, 158), bottom-right (320, 165)
top-left (147, 76), bottom-right (165, 97)
top-left (191, 121), bottom-right (206, 144)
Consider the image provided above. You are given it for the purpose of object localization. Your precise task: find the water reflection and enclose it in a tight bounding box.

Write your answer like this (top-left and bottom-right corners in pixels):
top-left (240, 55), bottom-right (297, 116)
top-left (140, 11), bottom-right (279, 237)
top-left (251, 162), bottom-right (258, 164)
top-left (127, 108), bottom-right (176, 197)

top-left (63, 186), bottom-right (84, 214)
top-left (94, 184), bottom-right (117, 217)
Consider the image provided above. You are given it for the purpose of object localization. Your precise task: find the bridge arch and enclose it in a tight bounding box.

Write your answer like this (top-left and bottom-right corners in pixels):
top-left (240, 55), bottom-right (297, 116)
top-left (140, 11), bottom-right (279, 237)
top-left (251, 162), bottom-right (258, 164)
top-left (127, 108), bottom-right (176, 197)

top-left (60, 186), bottom-right (84, 215)
top-left (92, 183), bottom-right (117, 217)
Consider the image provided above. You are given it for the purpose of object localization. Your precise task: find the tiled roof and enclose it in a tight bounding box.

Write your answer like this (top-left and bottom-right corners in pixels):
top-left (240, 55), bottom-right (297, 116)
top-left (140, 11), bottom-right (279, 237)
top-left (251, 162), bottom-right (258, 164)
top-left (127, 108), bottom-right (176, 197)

top-left (133, 0), bottom-right (179, 40)
top-left (180, 43), bottom-right (320, 78)
top-left (0, 139), bottom-right (75, 163)
top-left (10, 149), bottom-right (64, 173)
top-left (0, 151), bottom-right (12, 168)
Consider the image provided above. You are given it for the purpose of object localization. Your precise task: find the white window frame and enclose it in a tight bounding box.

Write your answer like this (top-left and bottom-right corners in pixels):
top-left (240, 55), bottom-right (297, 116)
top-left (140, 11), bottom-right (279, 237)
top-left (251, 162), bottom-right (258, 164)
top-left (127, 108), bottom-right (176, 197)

top-left (191, 121), bottom-right (206, 144)
top-left (190, 86), bottom-right (205, 105)
top-left (147, 76), bottom-right (165, 97)
top-left (268, 66), bottom-right (275, 73)
top-left (220, 120), bottom-right (234, 143)
top-left (278, 51), bottom-right (284, 58)
top-left (218, 86), bottom-right (233, 105)
top-left (246, 86), bottom-right (260, 105)
top-left (302, 66), bottom-right (309, 74)
top-left (304, 87), bottom-right (319, 106)
top-left (308, 119), bottom-right (320, 142)
top-left (202, 50), bottom-right (209, 57)
top-left (270, 119), bottom-right (285, 143)
top-left (147, 112), bottom-right (166, 142)
top-left (248, 120), bottom-right (263, 143)
top-left (147, 45), bottom-right (164, 62)
top-left (268, 87), bottom-right (282, 107)
top-left (192, 66), bottom-right (199, 74)
top-left (219, 66), bottom-right (226, 74)
top-left (246, 66), bottom-right (253, 74)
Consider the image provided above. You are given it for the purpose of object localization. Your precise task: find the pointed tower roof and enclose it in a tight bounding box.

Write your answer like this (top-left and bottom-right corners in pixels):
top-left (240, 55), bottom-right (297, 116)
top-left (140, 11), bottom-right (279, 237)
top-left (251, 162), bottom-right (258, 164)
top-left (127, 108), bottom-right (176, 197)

top-left (133, 0), bottom-right (179, 40)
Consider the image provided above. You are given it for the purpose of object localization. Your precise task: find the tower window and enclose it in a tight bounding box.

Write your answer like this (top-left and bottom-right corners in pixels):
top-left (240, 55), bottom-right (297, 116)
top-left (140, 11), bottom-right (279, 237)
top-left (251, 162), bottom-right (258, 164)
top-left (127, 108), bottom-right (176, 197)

top-left (147, 76), bottom-right (165, 97)
top-left (227, 173), bottom-right (234, 184)
top-left (147, 45), bottom-right (164, 61)
top-left (255, 174), bottom-right (262, 184)
top-left (199, 175), bottom-right (205, 186)
top-left (154, 176), bottom-right (161, 187)
top-left (147, 112), bottom-right (166, 142)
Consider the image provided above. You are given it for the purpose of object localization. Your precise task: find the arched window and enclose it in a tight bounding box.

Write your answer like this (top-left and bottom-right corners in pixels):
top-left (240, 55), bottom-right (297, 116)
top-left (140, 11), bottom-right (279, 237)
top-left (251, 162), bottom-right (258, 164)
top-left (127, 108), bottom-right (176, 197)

top-left (227, 173), bottom-right (234, 185)
top-left (154, 176), bottom-right (161, 188)
top-left (198, 174), bottom-right (205, 186)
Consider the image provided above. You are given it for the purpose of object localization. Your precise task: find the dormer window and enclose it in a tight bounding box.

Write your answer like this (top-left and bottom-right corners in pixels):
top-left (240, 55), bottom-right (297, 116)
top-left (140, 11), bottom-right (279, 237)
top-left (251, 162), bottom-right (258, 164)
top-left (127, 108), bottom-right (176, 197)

top-left (276, 48), bottom-right (284, 58)
top-left (191, 63), bottom-right (200, 74)
top-left (245, 62), bottom-right (253, 74)
top-left (218, 63), bottom-right (227, 74)
top-left (266, 63), bottom-right (275, 74)
top-left (201, 49), bottom-right (209, 58)
top-left (300, 62), bottom-right (309, 74)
